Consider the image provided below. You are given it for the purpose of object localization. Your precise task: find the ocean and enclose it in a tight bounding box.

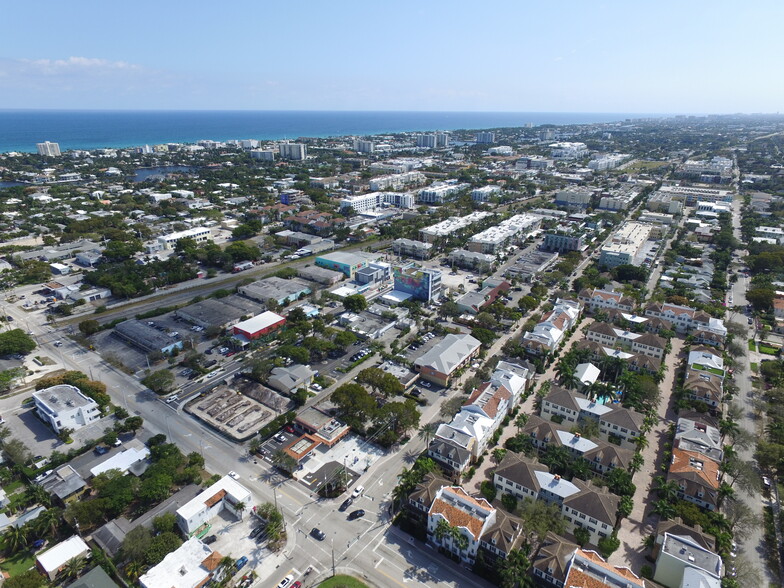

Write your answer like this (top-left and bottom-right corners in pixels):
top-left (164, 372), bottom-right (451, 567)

top-left (0, 109), bottom-right (662, 153)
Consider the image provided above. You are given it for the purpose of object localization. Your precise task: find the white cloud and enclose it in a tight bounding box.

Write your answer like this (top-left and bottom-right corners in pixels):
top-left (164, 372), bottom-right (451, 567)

top-left (19, 56), bottom-right (142, 74)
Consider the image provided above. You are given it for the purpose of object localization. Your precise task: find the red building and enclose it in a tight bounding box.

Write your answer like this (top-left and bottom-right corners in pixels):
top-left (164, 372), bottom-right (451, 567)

top-left (232, 311), bottom-right (286, 340)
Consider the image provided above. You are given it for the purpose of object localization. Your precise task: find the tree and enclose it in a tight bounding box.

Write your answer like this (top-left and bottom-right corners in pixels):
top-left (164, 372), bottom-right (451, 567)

top-left (332, 383), bottom-right (377, 430)
top-left (440, 396), bottom-right (465, 419)
top-left (418, 423), bottom-right (437, 447)
top-left (272, 450), bottom-right (298, 474)
top-left (333, 330), bottom-right (357, 349)
top-left (58, 557), bottom-right (86, 582)
top-left (4, 438), bottom-right (32, 466)
top-left (650, 499), bottom-right (676, 520)
top-left (3, 524), bottom-right (28, 554)
top-left (233, 501), bottom-right (246, 519)
top-left (519, 498), bottom-right (566, 548)
top-left (4, 570), bottom-right (46, 588)
top-left (121, 526), bottom-right (152, 563)
top-left (78, 319), bottom-right (101, 336)
top-left (357, 367), bottom-right (404, 397)
top-left (152, 512), bottom-right (177, 534)
top-left (343, 294), bottom-right (368, 313)
top-left (0, 329), bottom-right (36, 355)
top-left (574, 527), bottom-right (591, 546)
top-left (471, 327), bottom-right (497, 347)
top-left (145, 532), bottom-right (182, 566)
top-left (139, 473), bottom-right (172, 504)
top-left (33, 507), bottom-right (62, 539)
top-left (122, 415), bottom-right (144, 434)
top-left (597, 534), bottom-right (621, 558)
top-left (616, 496), bottom-right (633, 528)
top-left (141, 369), bottom-right (175, 394)
top-left (25, 484), bottom-right (52, 508)
top-left (124, 561), bottom-right (144, 583)
top-left (501, 493), bottom-right (518, 513)
top-left (606, 468), bottom-right (636, 498)
top-left (499, 548), bottom-right (533, 588)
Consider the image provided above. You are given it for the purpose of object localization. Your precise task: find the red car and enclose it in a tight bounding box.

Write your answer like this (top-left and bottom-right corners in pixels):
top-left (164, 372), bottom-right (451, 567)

top-left (226, 351), bottom-right (236, 357)
top-left (292, 583), bottom-right (302, 588)
top-left (285, 425), bottom-right (295, 433)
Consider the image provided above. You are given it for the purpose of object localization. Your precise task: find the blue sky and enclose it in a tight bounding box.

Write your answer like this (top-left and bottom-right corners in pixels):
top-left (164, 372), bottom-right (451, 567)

top-left (1, 0), bottom-right (781, 113)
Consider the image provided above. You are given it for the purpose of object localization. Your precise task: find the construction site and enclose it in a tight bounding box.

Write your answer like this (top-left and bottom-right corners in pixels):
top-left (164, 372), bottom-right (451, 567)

top-left (186, 384), bottom-right (288, 441)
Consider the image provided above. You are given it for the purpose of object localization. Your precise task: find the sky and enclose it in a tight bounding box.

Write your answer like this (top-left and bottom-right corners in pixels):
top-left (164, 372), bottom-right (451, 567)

top-left (0, 0), bottom-right (781, 113)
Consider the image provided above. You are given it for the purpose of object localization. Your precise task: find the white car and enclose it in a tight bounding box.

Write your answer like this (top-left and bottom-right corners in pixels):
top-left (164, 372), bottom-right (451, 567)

top-left (228, 471), bottom-right (240, 480)
top-left (351, 484), bottom-right (365, 499)
top-left (277, 575), bottom-right (294, 588)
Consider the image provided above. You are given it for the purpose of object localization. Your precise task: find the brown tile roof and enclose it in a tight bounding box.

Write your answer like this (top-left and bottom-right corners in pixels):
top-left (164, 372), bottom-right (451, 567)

top-left (204, 490), bottom-right (226, 508)
top-left (656, 518), bottom-right (716, 552)
top-left (429, 487), bottom-right (493, 541)
top-left (564, 549), bottom-right (645, 587)
top-left (201, 551), bottom-right (223, 572)
top-left (532, 532), bottom-right (578, 583)
top-left (494, 451), bottom-right (548, 491)
top-left (670, 448), bottom-right (720, 490)
top-left (601, 406), bottom-right (644, 432)
top-left (635, 332), bottom-right (666, 348)
top-left (409, 473), bottom-right (450, 508)
top-left (587, 322), bottom-right (617, 337)
top-left (562, 484), bottom-right (619, 526)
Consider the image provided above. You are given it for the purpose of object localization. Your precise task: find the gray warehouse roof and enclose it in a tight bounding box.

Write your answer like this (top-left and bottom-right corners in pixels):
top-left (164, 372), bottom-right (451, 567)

top-left (176, 295), bottom-right (261, 328)
top-left (114, 320), bottom-right (180, 353)
top-left (238, 276), bottom-right (312, 304)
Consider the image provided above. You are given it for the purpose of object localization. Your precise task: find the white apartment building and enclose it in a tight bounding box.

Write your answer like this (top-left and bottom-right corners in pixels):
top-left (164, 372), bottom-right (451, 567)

top-left (369, 171), bottom-right (425, 191)
top-left (550, 142), bottom-right (588, 159)
top-left (427, 486), bottom-right (496, 564)
top-left (588, 153), bottom-right (630, 170)
top-left (598, 222), bottom-right (652, 268)
top-left (418, 181), bottom-right (470, 204)
top-left (515, 156), bottom-right (553, 170)
top-left (37, 141), bottom-right (61, 156)
top-left (33, 385), bottom-right (101, 433)
top-left (249, 149), bottom-right (276, 161)
top-left (139, 538), bottom-right (221, 588)
top-left (656, 184), bottom-right (733, 206)
top-left (467, 214), bottom-right (541, 254)
top-left (416, 134), bottom-right (437, 148)
top-left (488, 146), bottom-right (514, 156)
top-left (755, 226), bottom-right (784, 243)
top-left (278, 142), bottom-right (307, 160)
top-left (419, 212), bottom-right (492, 242)
top-left (471, 185), bottom-right (502, 202)
top-left (555, 187), bottom-right (593, 209)
top-left (354, 139), bottom-right (375, 153)
top-left (157, 226), bottom-right (211, 250)
top-left (475, 132), bottom-right (495, 144)
top-left (339, 191), bottom-right (415, 213)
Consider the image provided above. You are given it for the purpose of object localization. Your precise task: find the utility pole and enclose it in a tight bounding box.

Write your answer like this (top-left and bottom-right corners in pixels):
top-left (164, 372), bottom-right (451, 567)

top-left (331, 539), bottom-right (336, 578)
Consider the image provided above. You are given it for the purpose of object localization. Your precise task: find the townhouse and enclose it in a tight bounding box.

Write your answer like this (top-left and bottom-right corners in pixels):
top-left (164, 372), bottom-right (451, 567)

top-left (531, 532), bottom-right (578, 588)
top-left (667, 448), bottom-right (720, 511)
top-left (414, 334), bottom-right (481, 387)
top-left (573, 339), bottom-right (662, 377)
top-left (521, 299), bottom-right (581, 355)
top-left (426, 486), bottom-right (498, 564)
top-left (674, 417), bottom-right (723, 463)
top-left (644, 303), bottom-right (727, 338)
top-left (520, 416), bottom-right (635, 474)
top-left (542, 386), bottom-right (645, 449)
top-left (577, 288), bottom-right (635, 314)
top-left (584, 322), bottom-right (667, 359)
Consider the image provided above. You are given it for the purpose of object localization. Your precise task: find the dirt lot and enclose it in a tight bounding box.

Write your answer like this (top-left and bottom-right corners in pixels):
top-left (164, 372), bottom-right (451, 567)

top-left (187, 386), bottom-right (280, 441)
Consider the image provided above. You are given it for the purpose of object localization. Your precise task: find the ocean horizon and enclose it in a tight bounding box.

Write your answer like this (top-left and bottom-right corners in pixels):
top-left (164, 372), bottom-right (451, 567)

top-left (0, 109), bottom-right (668, 153)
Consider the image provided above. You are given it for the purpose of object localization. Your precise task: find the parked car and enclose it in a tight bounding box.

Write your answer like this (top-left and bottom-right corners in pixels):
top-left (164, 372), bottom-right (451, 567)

top-left (339, 498), bottom-right (353, 512)
top-left (228, 471), bottom-right (240, 480)
top-left (94, 445), bottom-right (109, 455)
top-left (277, 575), bottom-right (294, 588)
top-left (203, 535), bottom-right (217, 545)
top-left (347, 509), bottom-right (365, 520)
top-left (351, 485), bottom-right (365, 499)
top-left (250, 525), bottom-right (265, 539)
top-left (235, 556), bottom-right (248, 570)
top-left (420, 381), bottom-right (432, 388)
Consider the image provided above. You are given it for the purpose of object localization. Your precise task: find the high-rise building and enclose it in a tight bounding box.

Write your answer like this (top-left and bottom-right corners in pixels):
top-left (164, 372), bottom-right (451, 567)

top-left (37, 141), bottom-right (61, 156)
top-left (435, 132), bottom-right (450, 148)
top-left (353, 139), bottom-right (375, 153)
top-left (475, 132), bottom-right (495, 144)
top-left (278, 143), bottom-right (307, 160)
top-left (416, 134), bottom-right (437, 149)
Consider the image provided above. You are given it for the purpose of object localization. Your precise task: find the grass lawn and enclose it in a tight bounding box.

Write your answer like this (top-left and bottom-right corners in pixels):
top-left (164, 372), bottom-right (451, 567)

top-left (0, 549), bottom-right (36, 577)
top-left (748, 339), bottom-right (757, 351)
top-left (319, 576), bottom-right (370, 588)
top-left (758, 344), bottom-right (779, 355)
top-left (750, 362), bottom-right (759, 373)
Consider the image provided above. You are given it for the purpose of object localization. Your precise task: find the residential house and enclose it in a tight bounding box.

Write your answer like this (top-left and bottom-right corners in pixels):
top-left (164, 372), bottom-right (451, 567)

top-left (668, 448), bottom-right (720, 511)
top-left (653, 533), bottom-right (722, 588)
top-left (561, 482), bottom-right (620, 545)
top-left (531, 532), bottom-right (578, 588)
top-left (598, 406), bottom-right (645, 450)
top-left (645, 303), bottom-right (726, 338)
top-left (585, 322), bottom-right (666, 359)
top-left (405, 472), bottom-right (452, 527)
top-left (563, 549), bottom-right (645, 588)
top-left (493, 452), bottom-right (550, 502)
top-left (674, 418), bottom-right (723, 463)
top-left (37, 465), bottom-right (87, 505)
top-left (427, 486), bottom-right (496, 564)
top-left (36, 536), bottom-right (91, 581)
top-left (427, 435), bottom-right (474, 481)
top-left (176, 475), bottom-right (252, 535)
top-left (652, 518), bottom-right (716, 561)
top-left (521, 299), bottom-right (581, 355)
top-left (577, 288), bottom-right (635, 314)
top-left (413, 334), bottom-right (481, 387)
top-left (682, 372), bottom-right (723, 410)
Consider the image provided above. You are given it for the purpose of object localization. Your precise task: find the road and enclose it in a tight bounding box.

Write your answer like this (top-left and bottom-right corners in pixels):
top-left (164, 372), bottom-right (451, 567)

top-left (726, 196), bottom-right (777, 583)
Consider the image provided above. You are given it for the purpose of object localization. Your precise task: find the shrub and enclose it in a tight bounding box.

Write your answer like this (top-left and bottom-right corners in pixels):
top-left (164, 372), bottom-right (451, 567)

top-left (598, 534), bottom-right (621, 558)
top-left (480, 481), bottom-right (497, 502)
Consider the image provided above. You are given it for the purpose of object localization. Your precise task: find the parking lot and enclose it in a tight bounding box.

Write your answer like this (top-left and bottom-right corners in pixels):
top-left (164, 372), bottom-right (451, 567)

top-left (201, 509), bottom-right (273, 578)
top-left (188, 386), bottom-right (276, 441)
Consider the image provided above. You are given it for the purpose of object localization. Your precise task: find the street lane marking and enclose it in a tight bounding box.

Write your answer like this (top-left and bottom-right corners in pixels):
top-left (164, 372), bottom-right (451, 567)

top-left (374, 557), bottom-right (384, 569)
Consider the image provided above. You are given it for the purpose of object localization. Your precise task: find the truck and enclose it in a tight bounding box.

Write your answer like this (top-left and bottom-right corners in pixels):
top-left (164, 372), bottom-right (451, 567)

top-left (232, 261), bottom-right (254, 273)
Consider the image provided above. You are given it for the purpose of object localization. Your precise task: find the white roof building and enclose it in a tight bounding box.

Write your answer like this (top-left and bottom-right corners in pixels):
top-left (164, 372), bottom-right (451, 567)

top-left (90, 445), bottom-right (150, 478)
top-left (33, 384), bottom-right (100, 433)
top-left (36, 535), bottom-right (91, 580)
top-left (139, 537), bottom-right (222, 588)
top-left (575, 363), bottom-right (600, 387)
top-left (176, 475), bottom-right (252, 535)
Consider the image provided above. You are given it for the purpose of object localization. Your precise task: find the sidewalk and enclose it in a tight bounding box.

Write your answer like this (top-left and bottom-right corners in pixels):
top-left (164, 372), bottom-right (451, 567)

top-left (609, 337), bottom-right (684, 570)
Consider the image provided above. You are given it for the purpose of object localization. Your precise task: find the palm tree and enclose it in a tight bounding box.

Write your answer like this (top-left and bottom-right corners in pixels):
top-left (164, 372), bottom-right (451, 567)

top-left (492, 448), bottom-right (507, 465)
top-left (3, 524), bottom-right (28, 554)
top-left (615, 496), bottom-right (633, 528)
top-left (629, 453), bottom-right (644, 476)
top-left (514, 413), bottom-right (529, 435)
top-left (634, 435), bottom-right (649, 452)
top-left (434, 519), bottom-right (452, 543)
top-left (233, 501), bottom-right (246, 519)
top-left (719, 419), bottom-right (740, 443)
top-left (650, 500), bottom-right (676, 521)
top-left (25, 484), bottom-right (51, 508)
top-left (125, 561), bottom-right (144, 582)
top-left (418, 423), bottom-right (437, 447)
top-left (499, 549), bottom-right (534, 588)
top-left (717, 483), bottom-right (735, 509)
top-left (58, 556), bottom-right (85, 582)
top-left (34, 507), bottom-right (62, 539)
top-left (654, 478), bottom-right (680, 503)
top-left (556, 363), bottom-right (579, 389)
